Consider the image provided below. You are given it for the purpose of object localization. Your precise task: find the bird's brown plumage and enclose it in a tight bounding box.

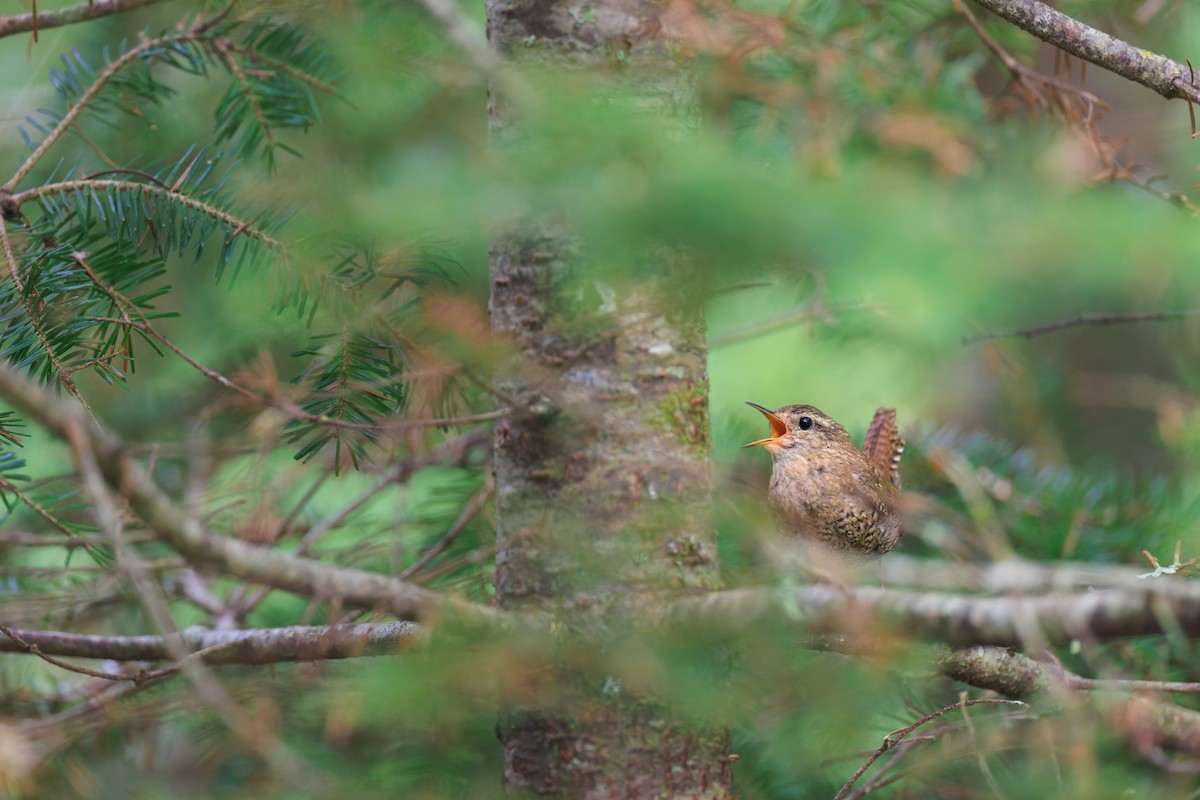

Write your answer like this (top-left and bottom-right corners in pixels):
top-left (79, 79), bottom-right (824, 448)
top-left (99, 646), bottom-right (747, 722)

top-left (744, 403), bottom-right (904, 558)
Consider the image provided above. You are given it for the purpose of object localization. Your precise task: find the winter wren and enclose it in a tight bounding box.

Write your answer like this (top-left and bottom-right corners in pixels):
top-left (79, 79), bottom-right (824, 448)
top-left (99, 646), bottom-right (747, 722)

top-left (743, 403), bottom-right (904, 558)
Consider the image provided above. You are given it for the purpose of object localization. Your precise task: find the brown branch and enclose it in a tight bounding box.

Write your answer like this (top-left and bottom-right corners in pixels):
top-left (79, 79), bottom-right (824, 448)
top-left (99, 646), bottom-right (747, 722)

top-left (0, 475), bottom-right (106, 560)
top-left (939, 644), bottom-right (1200, 764)
top-left (398, 476), bottom-right (494, 579)
top-left (939, 645), bottom-right (1200, 700)
top-left (0, 621), bottom-right (421, 665)
top-left (964, 310), bottom-right (1200, 344)
top-left (0, 0), bottom-right (166, 41)
top-left (0, 560), bottom-right (182, 576)
top-left (0, 530), bottom-right (150, 548)
top-left (834, 698), bottom-right (1023, 800)
top-left (0, 623), bottom-right (134, 682)
top-left (708, 301), bottom-right (875, 348)
top-left (969, 0), bottom-right (1200, 104)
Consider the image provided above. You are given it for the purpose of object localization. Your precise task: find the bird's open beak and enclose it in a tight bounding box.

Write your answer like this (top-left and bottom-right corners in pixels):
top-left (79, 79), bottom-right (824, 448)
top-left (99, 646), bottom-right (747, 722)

top-left (742, 402), bottom-right (788, 448)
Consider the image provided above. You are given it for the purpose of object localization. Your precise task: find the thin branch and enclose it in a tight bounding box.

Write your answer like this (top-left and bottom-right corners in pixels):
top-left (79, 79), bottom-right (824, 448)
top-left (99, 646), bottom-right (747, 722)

top-left (956, 0), bottom-right (1108, 111)
top-left (1069, 677), bottom-right (1200, 695)
top-left (708, 301), bottom-right (874, 348)
top-left (222, 41), bottom-right (339, 96)
top-left (857, 554), bottom-right (1200, 596)
top-left (964, 310), bottom-right (1200, 344)
top-left (5, 34), bottom-right (190, 192)
top-left (0, 560), bottom-right (182, 576)
top-left (228, 429), bottom-right (492, 621)
top-left (398, 476), bottom-right (494, 579)
top-left (968, 0), bottom-right (1200, 104)
top-left (0, 621), bottom-right (421, 665)
top-left (0, 475), bottom-right (106, 560)
top-left (0, 530), bottom-right (152, 548)
top-left (834, 699), bottom-right (1023, 800)
top-left (0, 623), bottom-right (134, 682)
top-left (0, 0), bottom-right (167, 41)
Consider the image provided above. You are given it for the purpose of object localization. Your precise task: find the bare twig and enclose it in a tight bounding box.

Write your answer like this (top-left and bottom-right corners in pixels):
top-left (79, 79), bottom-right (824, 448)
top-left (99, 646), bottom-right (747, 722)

top-left (965, 310), bottom-right (1200, 344)
top-left (0, 623), bottom-right (134, 682)
top-left (834, 698), bottom-right (1024, 800)
top-left (0, 621), bottom-right (421, 665)
top-left (0, 475), bottom-right (106, 561)
top-left (709, 301), bottom-right (874, 348)
top-left (229, 430), bottom-right (492, 619)
top-left (0, 0), bottom-right (166, 41)
top-left (398, 476), bottom-right (494, 579)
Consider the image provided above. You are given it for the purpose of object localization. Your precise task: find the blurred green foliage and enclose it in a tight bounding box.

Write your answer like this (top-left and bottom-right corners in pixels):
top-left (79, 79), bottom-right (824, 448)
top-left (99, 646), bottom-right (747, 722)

top-left (3, 0), bottom-right (1200, 796)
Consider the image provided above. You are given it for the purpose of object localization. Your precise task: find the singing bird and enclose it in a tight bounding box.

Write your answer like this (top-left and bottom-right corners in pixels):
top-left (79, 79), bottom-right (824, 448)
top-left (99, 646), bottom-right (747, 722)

top-left (744, 403), bottom-right (904, 559)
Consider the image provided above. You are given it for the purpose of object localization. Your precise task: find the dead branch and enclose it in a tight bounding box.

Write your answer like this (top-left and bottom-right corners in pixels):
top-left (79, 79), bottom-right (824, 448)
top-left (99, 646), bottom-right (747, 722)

top-left (964, 310), bottom-right (1200, 344)
top-left (0, 621), bottom-right (421, 665)
top-left (969, 0), bottom-right (1200, 104)
top-left (0, 0), bottom-right (165, 41)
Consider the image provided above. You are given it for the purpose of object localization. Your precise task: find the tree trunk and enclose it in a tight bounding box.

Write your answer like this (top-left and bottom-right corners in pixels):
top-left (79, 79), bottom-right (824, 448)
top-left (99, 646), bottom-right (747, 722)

top-left (487, 1), bottom-right (732, 795)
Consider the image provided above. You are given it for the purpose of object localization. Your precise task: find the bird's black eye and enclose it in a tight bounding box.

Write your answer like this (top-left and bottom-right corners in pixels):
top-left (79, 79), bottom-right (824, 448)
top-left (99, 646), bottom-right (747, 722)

top-left (798, 416), bottom-right (813, 431)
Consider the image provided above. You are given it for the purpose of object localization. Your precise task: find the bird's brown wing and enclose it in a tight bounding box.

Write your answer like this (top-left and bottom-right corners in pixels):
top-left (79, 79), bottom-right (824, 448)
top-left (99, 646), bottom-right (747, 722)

top-left (863, 407), bottom-right (904, 487)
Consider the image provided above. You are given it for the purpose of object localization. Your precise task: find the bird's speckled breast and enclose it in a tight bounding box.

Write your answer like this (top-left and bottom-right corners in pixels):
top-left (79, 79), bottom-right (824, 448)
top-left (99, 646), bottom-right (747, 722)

top-left (767, 451), bottom-right (902, 556)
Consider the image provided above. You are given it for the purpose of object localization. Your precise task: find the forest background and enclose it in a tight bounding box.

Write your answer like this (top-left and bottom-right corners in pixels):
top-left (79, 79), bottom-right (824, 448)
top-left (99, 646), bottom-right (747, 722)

top-left (2, 0), bottom-right (1200, 797)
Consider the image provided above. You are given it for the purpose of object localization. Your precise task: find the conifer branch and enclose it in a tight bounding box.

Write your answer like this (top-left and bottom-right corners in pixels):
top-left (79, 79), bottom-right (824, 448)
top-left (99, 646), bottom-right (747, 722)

top-left (0, 218), bottom-right (95, 416)
top-left (4, 34), bottom-right (188, 191)
top-left (12, 179), bottom-right (280, 249)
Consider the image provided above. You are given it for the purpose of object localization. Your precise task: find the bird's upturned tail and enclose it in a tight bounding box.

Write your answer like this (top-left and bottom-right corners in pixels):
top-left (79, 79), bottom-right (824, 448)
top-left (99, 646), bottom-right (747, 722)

top-left (863, 407), bottom-right (904, 487)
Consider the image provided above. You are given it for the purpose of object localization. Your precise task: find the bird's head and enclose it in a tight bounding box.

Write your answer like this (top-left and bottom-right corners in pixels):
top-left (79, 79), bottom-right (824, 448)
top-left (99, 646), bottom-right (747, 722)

top-left (741, 402), bottom-right (853, 458)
